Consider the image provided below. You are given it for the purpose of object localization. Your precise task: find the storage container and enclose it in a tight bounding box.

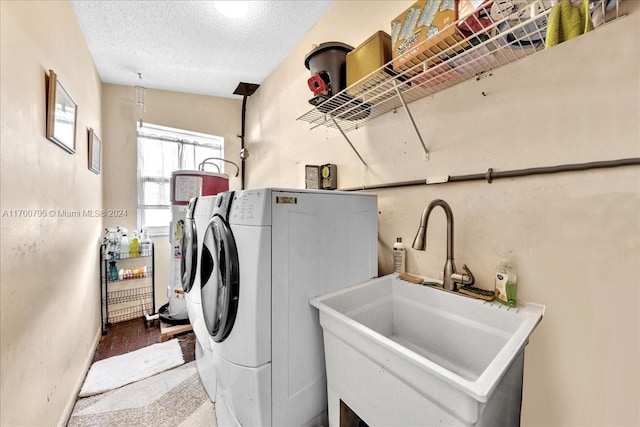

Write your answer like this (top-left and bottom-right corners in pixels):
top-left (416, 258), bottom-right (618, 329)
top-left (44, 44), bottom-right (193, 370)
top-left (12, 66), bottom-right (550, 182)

top-left (346, 31), bottom-right (392, 96)
top-left (304, 42), bottom-right (353, 107)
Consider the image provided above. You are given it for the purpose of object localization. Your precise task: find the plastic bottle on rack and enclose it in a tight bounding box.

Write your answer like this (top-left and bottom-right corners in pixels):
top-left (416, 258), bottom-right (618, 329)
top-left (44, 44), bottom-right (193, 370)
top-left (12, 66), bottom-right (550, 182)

top-left (130, 231), bottom-right (139, 258)
top-left (108, 261), bottom-right (119, 281)
top-left (119, 228), bottom-right (130, 259)
top-left (393, 237), bottom-right (406, 274)
top-left (139, 228), bottom-right (152, 257)
top-left (104, 228), bottom-right (119, 259)
top-left (115, 228), bottom-right (122, 254)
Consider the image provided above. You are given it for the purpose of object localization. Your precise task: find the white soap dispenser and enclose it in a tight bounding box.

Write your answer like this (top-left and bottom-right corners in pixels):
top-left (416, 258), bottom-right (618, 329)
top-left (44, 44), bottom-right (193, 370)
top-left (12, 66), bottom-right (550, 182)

top-left (495, 259), bottom-right (517, 307)
top-left (393, 237), bottom-right (406, 274)
top-left (139, 228), bottom-right (152, 256)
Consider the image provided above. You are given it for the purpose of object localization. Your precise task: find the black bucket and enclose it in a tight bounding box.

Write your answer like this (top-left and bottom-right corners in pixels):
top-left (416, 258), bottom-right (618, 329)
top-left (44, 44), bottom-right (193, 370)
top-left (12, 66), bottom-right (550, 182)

top-left (304, 42), bottom-right (353, 106)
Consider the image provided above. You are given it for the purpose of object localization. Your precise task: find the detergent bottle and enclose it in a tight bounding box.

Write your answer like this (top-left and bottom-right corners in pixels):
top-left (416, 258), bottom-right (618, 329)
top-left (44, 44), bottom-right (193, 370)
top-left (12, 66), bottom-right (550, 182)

top-left (130, 231), bottom-right (139, 258)
top-left (139, 228), bottom-right (152, 256)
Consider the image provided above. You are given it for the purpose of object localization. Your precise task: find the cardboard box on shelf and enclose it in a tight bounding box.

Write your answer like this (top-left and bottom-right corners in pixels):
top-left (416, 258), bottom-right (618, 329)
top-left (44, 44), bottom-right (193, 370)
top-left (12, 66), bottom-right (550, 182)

top-left (391, 0), bottom-right (468, 73)
top-left (346, 31), bottom-right (393, 96)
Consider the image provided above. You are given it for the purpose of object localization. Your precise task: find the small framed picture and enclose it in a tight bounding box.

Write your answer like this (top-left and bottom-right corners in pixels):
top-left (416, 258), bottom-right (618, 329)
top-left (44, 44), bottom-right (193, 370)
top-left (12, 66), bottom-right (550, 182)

top-left (46, 69), bottom-right (77, 153)
top-left (88, 128), bottom-right (101, 174)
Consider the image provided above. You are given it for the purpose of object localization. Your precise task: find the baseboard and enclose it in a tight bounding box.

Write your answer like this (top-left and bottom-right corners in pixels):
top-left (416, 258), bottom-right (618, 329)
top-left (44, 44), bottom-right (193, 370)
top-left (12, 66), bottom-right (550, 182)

top-left (58, 326), bottom-right (101, 426)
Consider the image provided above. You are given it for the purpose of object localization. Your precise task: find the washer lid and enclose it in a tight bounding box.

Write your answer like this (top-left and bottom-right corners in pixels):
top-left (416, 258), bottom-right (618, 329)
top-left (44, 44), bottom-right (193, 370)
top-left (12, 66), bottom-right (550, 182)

top-left (200, 214), bottom-right (239, 343)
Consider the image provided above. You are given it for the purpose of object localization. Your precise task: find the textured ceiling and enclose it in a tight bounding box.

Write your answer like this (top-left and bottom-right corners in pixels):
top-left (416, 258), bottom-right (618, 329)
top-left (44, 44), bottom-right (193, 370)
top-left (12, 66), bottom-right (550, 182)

top-left (71, 1), bottom-right (334, 99)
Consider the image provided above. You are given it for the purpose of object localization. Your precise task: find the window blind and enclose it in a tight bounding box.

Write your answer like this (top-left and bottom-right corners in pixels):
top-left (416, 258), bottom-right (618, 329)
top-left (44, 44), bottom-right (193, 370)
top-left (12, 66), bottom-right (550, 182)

top-left (136, 122), bottom-right (224, 235)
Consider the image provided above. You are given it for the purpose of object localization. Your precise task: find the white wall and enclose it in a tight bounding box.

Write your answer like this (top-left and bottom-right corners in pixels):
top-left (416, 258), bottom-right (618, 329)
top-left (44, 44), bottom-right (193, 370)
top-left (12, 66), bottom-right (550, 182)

top-left (101, 84), bottom-right (242, 310)
top-left (245, 1), bottom-right (639, 426)
top-left (1, 1), bottom-right (637, 426)
top-left (0, 1), bottom-right (103, 425)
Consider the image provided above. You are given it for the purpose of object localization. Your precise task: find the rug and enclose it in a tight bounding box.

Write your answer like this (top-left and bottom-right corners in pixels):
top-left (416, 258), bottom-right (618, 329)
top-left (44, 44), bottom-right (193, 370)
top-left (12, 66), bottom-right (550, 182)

top-left (79, 339), bottom-right (184, 397)
top-left (68, 361), bottom-right (216, 426)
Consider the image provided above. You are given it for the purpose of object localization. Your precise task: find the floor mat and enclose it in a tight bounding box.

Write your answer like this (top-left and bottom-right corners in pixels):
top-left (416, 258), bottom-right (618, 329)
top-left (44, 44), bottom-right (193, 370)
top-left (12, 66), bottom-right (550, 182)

top-left (68, 361), bottom-right (216, 426)
top-left (79, 338), bottom-right (184, 397)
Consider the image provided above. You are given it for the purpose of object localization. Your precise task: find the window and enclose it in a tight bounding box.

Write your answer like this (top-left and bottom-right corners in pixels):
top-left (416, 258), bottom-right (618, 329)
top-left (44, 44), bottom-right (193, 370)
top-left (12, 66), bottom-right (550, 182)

top-left (137, 122), bottom-right (224, 235)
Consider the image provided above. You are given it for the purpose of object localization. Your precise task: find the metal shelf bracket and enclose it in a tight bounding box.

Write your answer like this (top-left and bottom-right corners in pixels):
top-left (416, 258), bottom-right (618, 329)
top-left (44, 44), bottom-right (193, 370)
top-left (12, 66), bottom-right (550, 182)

top-left (331, 117), bottom-right (368, 168)
top-left (393, 80), bottom-right (429, 160)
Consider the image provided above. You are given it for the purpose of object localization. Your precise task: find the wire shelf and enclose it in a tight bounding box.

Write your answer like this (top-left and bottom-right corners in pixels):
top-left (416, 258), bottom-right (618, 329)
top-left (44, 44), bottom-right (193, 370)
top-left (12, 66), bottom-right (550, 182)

top-left (106, 286), bottom-right (154, 305)
top-left (104, 267), bottom-right (153, 283)
top-left (107, 303), bottom-right (152, 324)
top-left (297, 0), bottom-right (620, 134)
top-left (103, 250), bottom-right (153, 260)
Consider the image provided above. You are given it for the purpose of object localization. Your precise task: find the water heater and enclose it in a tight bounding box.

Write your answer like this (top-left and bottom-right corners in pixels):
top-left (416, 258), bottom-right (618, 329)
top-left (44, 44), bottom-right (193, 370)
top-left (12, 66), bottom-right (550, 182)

top-left (160, 170), bottom-right (229, 324)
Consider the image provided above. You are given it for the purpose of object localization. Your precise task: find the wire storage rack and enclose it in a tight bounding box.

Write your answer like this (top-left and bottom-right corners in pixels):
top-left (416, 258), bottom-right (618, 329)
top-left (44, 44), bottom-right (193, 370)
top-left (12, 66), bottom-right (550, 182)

top-left (297, 0), bottom-right (621, 162)
top-left (99, 243), bottom-right (155, 334)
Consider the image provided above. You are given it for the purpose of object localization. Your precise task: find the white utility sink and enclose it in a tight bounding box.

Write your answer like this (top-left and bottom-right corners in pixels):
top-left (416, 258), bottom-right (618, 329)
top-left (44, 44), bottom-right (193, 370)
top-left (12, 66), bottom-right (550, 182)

top-left (310, 274), bottom-right (544, 426)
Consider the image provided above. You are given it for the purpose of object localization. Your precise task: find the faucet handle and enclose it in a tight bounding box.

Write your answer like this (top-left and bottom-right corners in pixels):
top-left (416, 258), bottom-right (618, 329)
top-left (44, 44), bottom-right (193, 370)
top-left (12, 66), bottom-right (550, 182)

top-left (452, 264), bottom-right (475, 287)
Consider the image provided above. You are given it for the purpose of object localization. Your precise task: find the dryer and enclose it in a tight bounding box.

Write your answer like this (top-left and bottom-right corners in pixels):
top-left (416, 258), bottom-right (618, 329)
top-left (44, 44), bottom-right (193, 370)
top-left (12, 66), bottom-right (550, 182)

top-left (164, 170), bottom-right (229, 324)
top-left (181, 195), bottom-right (218, 401)
top-left (200, 188), bottom-right (378, 426)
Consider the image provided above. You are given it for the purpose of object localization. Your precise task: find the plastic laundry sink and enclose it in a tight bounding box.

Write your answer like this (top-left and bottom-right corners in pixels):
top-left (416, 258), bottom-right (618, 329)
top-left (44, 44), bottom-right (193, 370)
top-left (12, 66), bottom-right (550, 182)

top-left (310, 274), bottom-right (544, 426)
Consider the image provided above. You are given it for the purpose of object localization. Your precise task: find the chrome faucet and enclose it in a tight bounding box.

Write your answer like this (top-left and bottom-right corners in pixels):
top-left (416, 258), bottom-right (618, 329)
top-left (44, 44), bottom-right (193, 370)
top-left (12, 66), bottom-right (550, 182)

top-left (412, 199), bottom-right (474, 291)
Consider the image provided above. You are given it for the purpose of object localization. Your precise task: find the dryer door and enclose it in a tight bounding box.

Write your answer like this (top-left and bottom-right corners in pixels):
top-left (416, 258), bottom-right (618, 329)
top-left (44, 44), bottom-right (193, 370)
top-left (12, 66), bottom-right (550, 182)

top-left (180, 218), bottom-right (197, 293)
top-left (200, 214), bottom-right (239, 342)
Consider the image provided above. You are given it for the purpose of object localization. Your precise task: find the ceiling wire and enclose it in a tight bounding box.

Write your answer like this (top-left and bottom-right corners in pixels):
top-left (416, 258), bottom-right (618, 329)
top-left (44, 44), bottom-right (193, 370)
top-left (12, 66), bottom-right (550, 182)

top-left (135, 72), bottom-right (146, 127)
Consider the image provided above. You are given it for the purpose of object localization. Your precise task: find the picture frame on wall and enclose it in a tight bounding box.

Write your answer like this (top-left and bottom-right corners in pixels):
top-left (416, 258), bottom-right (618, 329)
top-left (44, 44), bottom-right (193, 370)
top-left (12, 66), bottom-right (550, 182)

top-left (88, 128), bottom-right (101, 174)
top-left (46, 69), bottom-right (77, 154)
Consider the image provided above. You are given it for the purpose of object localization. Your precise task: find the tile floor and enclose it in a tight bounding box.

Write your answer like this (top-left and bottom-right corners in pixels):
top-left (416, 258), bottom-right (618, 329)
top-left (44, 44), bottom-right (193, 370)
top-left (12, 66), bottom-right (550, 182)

top-left (93, 318), bottom-right (196, 363)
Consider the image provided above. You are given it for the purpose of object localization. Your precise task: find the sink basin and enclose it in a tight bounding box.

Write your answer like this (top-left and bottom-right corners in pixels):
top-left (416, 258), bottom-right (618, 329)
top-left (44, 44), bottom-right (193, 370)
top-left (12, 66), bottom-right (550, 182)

top-left (310, 274), bottom-right (544, 426)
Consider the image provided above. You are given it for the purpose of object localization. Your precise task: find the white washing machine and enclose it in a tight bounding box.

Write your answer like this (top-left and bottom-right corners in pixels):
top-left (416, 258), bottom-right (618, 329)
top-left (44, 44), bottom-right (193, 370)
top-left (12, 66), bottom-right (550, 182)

top-left (200, 188), bottom-right (378, 426)
top-left (181, 195), bottom-right (218, 401)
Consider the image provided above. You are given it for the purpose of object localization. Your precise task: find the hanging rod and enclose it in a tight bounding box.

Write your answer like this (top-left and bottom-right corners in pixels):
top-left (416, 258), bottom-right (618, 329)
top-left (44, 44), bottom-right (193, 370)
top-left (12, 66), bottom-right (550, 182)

top-left (340, 158), bottom-right (640, 191)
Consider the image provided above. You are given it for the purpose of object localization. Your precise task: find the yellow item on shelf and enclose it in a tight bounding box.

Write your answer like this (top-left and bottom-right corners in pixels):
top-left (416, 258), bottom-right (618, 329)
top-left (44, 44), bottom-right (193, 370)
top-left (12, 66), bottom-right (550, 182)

top-left (545, 0), bottom-right (594, 49)
top-left (130, 234), bottom-right (139, 258)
